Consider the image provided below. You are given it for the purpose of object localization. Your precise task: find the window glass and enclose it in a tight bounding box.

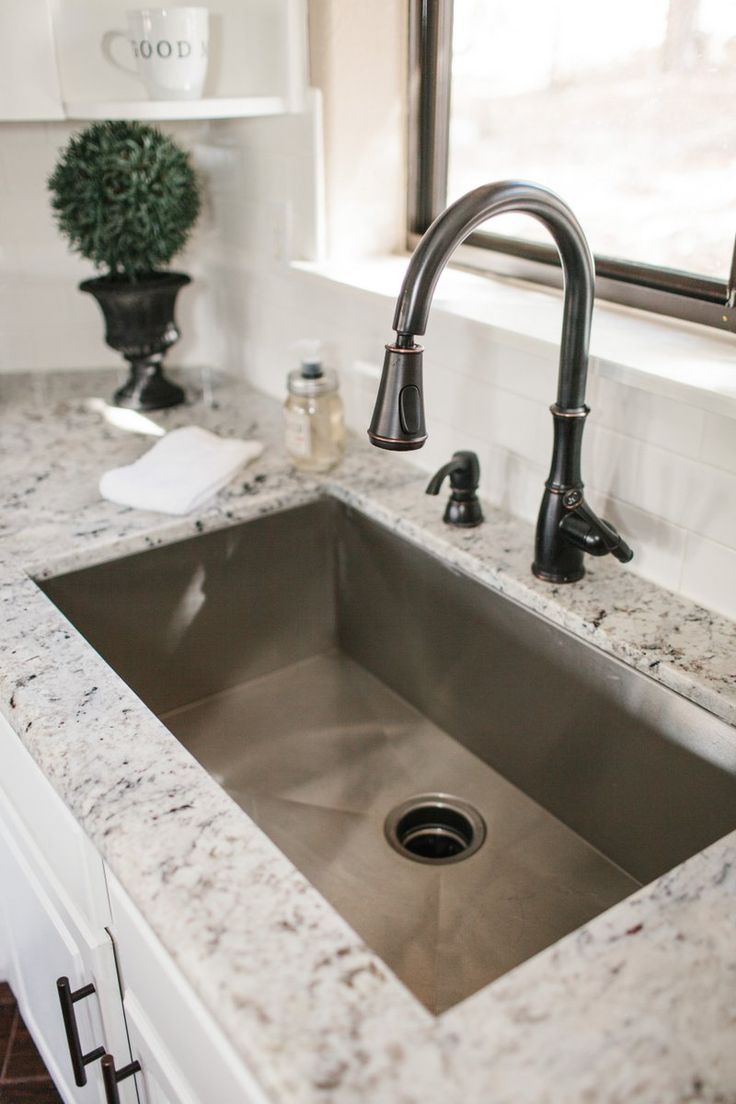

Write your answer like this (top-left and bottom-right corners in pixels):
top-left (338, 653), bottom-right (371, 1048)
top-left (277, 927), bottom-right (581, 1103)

top-left (449, 0), bottom-right (736, 277)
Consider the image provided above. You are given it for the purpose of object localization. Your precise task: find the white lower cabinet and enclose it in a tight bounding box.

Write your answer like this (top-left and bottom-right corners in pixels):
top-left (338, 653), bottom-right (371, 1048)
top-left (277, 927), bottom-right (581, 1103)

top-left (120, 993), bottom-right (193, 1104)
top-left (1, 796), bottom-right (106, 1102)
top-left (0, 712), bottom-right (270, 1104)
top-left (107, 873), bottom-right (270, 1104)
top-left (0, 776), bottom-right (135, 1103)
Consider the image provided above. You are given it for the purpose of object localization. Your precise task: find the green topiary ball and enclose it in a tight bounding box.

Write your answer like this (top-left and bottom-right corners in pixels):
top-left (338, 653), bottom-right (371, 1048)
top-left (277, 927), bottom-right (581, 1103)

top-left (48, 120), bottom-right (201, 280)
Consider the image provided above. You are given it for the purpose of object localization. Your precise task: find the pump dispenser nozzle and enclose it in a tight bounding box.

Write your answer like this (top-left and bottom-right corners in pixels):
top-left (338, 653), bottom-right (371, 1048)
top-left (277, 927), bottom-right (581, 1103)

top-left (292, 339), bottom-right (324, 380)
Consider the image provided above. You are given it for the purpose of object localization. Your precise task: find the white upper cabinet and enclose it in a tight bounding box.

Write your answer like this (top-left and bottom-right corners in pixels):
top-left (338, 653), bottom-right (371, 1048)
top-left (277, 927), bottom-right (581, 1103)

top-left (0, 0), bottom-right (308, 122)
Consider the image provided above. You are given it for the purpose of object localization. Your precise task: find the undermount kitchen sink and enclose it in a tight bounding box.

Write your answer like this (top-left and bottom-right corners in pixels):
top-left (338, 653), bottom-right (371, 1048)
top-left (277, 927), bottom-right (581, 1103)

top-left (40, 498), bottom-right (736, 1014)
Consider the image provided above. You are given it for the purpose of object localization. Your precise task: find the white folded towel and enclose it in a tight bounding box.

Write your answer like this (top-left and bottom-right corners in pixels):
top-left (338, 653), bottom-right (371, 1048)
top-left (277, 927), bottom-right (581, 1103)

top-left (100, 426), bottom-right (264, 515)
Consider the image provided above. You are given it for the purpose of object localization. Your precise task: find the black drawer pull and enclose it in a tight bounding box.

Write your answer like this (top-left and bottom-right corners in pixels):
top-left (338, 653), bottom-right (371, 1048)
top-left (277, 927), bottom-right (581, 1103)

top-left (56, 976), bottom-right (106, 1086)
top-left (101, 1054), bottom-right (142, 1103)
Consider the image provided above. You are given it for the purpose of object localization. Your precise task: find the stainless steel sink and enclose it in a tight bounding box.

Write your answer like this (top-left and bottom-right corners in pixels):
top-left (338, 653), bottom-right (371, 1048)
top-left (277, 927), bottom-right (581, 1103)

top-left (40, 498), bottom-right (736, 1013)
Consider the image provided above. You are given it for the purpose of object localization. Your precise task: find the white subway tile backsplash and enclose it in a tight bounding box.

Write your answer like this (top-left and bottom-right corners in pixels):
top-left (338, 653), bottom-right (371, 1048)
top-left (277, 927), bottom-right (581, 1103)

top-left (588, 426), bottom-right (736, 550)
top-left (415, 416), bottom-right (466, 479)
top-left (700, 410), bottom-right (736, 474)
top-left (0, 199), bottom-right (58, 252)
top-left (594, 376), bottom-right (705, 458)
top-left (482, 448), bottom-right (547, 525)
top-left (0, 327), bottom-right (39, 372)
top-left (423, 357), bottom-right (552, 469)
top-left (585, 492), bottom-right (688, 592)
top-left (424, 313), bottom-right (558, 406)
top-left (342, 359), bottom-right (381, 430)
top-left (682, 461), bottom-right (736, 552)
top-left (0, 122), bottom-right (57, 189)
top-left (32, 321), bottom-right (114, 371)
top-left (681, 533), bottom-right (736, 621)
top-left (587, 427), bottom-right (687, 525)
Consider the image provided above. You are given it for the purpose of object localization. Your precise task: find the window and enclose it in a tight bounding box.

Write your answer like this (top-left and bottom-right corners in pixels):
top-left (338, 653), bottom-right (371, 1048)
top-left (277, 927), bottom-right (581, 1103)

top-left (409, 0), bottom-right (736, 332)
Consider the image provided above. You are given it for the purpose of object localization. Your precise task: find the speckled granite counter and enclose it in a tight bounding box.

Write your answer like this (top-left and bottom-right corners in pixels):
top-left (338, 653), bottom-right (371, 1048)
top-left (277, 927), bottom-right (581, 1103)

top-left (1, 369), bottom-right (735, 1104)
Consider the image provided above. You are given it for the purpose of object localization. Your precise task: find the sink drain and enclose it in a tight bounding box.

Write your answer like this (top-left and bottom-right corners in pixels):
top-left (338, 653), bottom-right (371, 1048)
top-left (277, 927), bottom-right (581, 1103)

top-left (384, 794), bottom-right (486, 864)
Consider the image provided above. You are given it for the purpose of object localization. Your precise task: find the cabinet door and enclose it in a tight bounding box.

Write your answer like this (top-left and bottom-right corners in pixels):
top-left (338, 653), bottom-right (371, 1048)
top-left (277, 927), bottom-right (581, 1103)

top-left (0, 791), bottom-right (136, 1104)
top-left (108, 873), bottom-right (270, 1104)
top-left (120, 993), bottom-right (194, 1104)
top-left (0, 797), bottom-right (106, 1102)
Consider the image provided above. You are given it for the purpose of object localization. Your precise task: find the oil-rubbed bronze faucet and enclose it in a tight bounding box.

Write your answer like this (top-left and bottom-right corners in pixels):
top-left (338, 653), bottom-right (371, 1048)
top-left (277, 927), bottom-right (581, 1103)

top-left (368, 180), bottom-right (633, 583)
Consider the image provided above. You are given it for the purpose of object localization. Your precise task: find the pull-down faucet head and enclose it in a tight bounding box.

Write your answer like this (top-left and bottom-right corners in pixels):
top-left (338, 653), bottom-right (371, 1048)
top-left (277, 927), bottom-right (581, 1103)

top-left (367, 337), bottom-right (427, 450)
top-left (368, 179), bottom-right (633, 583)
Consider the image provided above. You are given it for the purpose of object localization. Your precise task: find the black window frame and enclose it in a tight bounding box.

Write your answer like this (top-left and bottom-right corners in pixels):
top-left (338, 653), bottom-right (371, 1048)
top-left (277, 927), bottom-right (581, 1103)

top-left (408, 0), bottom-right (736, 335)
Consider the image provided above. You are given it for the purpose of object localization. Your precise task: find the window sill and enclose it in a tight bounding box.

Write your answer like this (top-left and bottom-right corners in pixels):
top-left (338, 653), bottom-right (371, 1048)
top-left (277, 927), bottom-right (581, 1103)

top-left (292, 256), bottom-right (736, 420)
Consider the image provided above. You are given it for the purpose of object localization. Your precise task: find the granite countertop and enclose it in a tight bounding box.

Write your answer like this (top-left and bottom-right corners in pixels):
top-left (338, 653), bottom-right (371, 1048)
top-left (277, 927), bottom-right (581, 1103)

top-left (1, 368), bottom-right (734, 1104)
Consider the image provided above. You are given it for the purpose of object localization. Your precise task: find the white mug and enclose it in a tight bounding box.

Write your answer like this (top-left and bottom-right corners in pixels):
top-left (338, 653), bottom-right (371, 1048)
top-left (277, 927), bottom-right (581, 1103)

top-left (103, 7), bottom-right (209, 101)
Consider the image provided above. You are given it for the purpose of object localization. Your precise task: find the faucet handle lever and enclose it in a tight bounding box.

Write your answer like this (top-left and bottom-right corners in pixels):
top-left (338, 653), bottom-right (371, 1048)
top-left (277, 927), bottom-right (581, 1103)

top-left (559, 490), bottom-right (633, 563)
top-left (426, 451), bottom-right (484, 528)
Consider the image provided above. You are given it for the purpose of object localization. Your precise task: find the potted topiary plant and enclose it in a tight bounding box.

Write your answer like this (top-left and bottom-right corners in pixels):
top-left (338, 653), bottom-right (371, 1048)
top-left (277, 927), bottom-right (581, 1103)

top-left (48, 120), bottom-right (201, 411)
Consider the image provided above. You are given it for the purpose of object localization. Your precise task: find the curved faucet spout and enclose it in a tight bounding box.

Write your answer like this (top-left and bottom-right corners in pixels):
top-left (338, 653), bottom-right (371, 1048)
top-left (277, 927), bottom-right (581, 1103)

top-left (393, 180), bottom-right (594, 409)
top-left (367, 179), bottom-right (633, 584)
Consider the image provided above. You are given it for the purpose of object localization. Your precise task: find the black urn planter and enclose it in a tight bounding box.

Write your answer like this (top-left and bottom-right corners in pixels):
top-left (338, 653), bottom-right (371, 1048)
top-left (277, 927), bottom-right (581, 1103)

top-left (80, 271), bottom-right (190, 411)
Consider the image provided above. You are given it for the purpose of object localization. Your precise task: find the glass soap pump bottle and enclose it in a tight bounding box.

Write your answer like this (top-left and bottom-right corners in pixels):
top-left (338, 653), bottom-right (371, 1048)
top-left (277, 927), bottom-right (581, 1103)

top-left (284, 342), bottom-right (345, 472)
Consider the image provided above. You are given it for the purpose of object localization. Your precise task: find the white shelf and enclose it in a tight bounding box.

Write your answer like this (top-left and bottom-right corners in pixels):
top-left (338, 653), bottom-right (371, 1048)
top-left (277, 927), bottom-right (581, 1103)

top-left (0, 0), bottom-right (308, 123)
top-left (63, 95), bottom-right (288, 121)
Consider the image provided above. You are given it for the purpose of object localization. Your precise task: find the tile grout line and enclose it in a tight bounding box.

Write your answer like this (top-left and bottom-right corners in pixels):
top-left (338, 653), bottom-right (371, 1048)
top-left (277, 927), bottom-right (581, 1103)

top-left (0, 1009), bottom-right (18, 1082)
top-left (2, 1074), bottom-right (60, 1084)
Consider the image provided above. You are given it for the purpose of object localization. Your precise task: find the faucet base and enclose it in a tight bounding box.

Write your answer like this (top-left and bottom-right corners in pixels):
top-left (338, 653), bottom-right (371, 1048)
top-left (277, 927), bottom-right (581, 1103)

top-left (531, 563), bottom-right (586, 584)
top-left (533, 485), bottom-right (586, 583)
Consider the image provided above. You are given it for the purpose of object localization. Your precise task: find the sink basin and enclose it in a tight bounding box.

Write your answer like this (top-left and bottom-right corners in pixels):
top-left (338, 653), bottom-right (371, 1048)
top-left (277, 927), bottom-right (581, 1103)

top-left (40, 498), bottom-right (736, 1013)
